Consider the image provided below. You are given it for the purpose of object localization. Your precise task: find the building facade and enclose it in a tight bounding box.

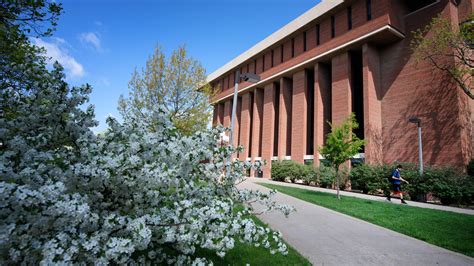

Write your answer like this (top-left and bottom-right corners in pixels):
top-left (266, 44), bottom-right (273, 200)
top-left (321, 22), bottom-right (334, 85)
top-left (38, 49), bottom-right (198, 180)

top-left (209, 0), bottom-right (473, 178)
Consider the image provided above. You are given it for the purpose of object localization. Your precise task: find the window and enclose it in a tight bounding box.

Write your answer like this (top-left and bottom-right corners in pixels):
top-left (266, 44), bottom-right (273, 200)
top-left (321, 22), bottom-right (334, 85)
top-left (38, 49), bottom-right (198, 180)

top-left (262, 55), bottom-right (265, 72)
top-left (331, 15), bottom-right (335, 38)
top-left (246, 63), bottom-right (249, 73)
top-left (366, 0), bottom-right (372, 21)
top-left (303, 31), bottom-right (307, 51)
top-left (280, 44), bottom-right (284, 62)
top-left (291, 38), bottom-right (295, 57)
top-left (253, 59), bottom-right (257, 74)
top-left (220, 79), bottom-right (224, 92)
top-left (347, 6), bottom-right (352, 30)
top-left (316, 24), bottom-right (320, 45)
top-left (227, 75), bottom-right (230, 89)
top-left (271, 49), bottom-right (274, 67)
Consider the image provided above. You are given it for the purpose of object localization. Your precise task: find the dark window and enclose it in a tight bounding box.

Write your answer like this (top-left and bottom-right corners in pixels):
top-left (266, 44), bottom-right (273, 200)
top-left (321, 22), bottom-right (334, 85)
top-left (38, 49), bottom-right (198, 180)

top-left (367, 0), bottom-right (372, 21)
top-left (262, 55), bottom-right (265, 72)
top-left (291, 38), bottom-right (295, 57)
top-left (331, 15), bottom-right (335, 38)
top-left (246, 63), bottom-right (249, 73)
top-left (316, 24), bottom-right (320, 45)
top-left (220, 79), bottom-right (224, 92)
top-left (347, 6), bottom-right (352, 30)
top-left (271, 50), bottom-right (274, 67)
top-left (280, 44), bottom-right (284, 62)
top-left (254, 60), bottom-right (257, 74)
top-left (227, 75), bottom-right (230, 89)
top-left (303, 31), bottom-right (307, 51)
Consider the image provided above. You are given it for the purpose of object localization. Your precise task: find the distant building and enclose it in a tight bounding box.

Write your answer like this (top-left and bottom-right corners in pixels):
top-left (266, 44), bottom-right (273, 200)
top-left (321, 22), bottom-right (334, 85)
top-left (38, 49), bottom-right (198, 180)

top-left (209, 0), bottom-right (473, 178)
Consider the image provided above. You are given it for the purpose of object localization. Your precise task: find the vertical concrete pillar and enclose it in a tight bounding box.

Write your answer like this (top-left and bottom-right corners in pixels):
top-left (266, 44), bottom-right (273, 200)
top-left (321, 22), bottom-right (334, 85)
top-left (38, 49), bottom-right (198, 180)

top-left (278, 78), bottom-right (292, 159)
top-left (363, 44), bottom-right (383, 164)
top-left (239, 93), bottom-right (252, 161)
top-left (291, 70), bottom-right (308, 163)
top-left (261, 83), bottom-right (276, 178)
top-left (332, 52), bottom-right (352, 125)
top-left (251, 89), bottom-right (264, 176)
top-left (314, 63), bottom-right (332, 166)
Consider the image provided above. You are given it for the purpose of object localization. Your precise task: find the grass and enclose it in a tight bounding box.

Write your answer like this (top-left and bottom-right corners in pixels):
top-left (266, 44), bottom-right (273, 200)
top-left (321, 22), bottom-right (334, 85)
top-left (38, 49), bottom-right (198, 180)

top-left (194, 206), bottom-right (311, 265)
top-left (258, 182), bottom-right (474, 258)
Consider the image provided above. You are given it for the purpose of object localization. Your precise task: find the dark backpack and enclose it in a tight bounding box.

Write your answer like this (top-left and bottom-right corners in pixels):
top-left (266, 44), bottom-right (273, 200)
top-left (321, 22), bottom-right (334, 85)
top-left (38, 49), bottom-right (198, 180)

top-left (387, 173), bottom-right (393, 183)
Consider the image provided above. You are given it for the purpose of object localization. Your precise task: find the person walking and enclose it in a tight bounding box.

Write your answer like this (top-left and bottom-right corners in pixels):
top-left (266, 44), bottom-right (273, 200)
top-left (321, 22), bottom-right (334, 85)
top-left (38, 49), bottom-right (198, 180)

top-left (387, 164), bottom-right (409, 204)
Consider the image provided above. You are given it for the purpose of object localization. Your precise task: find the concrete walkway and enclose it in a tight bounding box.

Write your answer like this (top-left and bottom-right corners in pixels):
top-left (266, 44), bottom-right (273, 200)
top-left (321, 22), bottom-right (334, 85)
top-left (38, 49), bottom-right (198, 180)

top-left (239, 179), bottom-right (474, 266)
top-left (251, 178), bottom-right (474, 215)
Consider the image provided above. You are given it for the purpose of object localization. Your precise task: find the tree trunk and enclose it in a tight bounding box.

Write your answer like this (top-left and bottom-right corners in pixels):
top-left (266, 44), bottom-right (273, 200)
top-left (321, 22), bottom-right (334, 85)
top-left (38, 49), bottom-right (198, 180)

top-left (335, 167), bottom-right (340, 200)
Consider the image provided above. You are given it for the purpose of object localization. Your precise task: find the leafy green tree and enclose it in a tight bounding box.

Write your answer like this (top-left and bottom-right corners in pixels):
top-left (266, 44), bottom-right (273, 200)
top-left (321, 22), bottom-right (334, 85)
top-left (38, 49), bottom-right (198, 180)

top-left (319, 113), bottom-right (365, 199)
top-left (118, 45), bottom-right (216, 135)
top-left (411, 13), bottom-right (473, 99)
top-left (0, 0), bottom-right (62, 91)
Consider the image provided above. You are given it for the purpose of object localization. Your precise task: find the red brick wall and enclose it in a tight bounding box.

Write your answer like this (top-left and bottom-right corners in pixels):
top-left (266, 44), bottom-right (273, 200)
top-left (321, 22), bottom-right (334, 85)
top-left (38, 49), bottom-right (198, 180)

top-left (380, 0), bottom-right (471, 167)
top-left (306, 26), bottom-right (317, 51)
top-left (291, 70), bottom-right (308, 163)
top-left (283, 39), bottom-right (292, 62)
top-left (278, 77), bottom-right (293, 159)
top-left (223, 100), bottom-right (232, 128)
top-left (239, 93), bottom-right (252, 161)
top-left (251, 88), bottom-right (264, 164)
top-left (332, 52), bottom-right (352, 125)
top-left (274, 45), bottom-right (282, 67)
top-left (314, 63), bottom-right (332, 166)
top-left (261, 83), bottom-right (276, 178)
top-left (294, 33), bottom-right (305, 57)
top-left (363, 43), bottom-right (383, 164)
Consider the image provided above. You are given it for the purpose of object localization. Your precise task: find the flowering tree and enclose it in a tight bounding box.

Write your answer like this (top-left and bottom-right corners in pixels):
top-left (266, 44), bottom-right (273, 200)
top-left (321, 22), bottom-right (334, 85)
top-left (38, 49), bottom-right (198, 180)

top-left (0, 64), bottom-right (292, 265)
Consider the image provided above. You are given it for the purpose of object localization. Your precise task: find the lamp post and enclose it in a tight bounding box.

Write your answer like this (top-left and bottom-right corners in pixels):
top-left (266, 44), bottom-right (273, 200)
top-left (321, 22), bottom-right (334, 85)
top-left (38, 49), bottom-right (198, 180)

top-left (229, 71), bottom-right (260, 146)
top-left (409, 117), bottom-right (423, 175)
top-left (226, 71), bottom-right (260, 178)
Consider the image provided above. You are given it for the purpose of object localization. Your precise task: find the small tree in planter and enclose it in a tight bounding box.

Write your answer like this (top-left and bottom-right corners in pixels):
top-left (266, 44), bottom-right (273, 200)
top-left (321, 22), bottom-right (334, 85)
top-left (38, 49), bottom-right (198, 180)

top-left (319, 114), bottom-right (365, 199)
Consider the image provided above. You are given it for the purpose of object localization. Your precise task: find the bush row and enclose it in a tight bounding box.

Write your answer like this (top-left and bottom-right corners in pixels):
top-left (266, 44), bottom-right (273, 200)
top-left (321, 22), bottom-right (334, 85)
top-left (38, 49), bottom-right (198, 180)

top-left (271, 160), bottom-right (474, 206)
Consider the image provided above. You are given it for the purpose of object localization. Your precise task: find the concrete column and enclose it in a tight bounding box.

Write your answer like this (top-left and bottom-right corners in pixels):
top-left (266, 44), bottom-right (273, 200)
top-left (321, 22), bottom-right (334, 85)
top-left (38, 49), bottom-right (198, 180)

top-left (291, 70), bottom-right (308, 164)
top-left (251, 88), bottom-right (264, 176)
top-left (332, 52), bottom-right (352, 125)
top-left (223, 100), bottom-right (232, 128)
top-left (278, 78), bottom-right (292, 159)
top-left (239, 93), bottom-right (252, 161)
top-left (363, 44), bottom-right (383, 164)
top-left (261, 83), bottom-right (276, 178)
top-left (314, 63), bottom-right (332, 166)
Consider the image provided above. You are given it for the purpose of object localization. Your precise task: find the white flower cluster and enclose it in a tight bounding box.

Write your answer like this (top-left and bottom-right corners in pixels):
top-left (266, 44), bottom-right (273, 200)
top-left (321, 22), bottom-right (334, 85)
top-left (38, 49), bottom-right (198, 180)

top-left (0, 63), bottom-right (294, 264)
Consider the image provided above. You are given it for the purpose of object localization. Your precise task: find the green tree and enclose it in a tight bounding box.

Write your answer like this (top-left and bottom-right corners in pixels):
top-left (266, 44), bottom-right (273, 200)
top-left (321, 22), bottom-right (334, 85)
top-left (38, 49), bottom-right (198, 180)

top-left (319, 113), bottom-right (365, 199)
top-left (411, 13), bottom-right (473, 99)
top-left (0, 0), bottom-right (62, 91)
top-left (118, 45), bottom-right (216, 135)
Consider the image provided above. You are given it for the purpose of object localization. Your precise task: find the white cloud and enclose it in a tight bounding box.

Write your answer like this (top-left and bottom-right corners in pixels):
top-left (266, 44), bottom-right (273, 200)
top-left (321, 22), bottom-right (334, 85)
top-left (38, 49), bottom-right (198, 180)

top-left (79, 32), bottom-right (102, 52)
top-left (33, 38), bottom-right (85, 79)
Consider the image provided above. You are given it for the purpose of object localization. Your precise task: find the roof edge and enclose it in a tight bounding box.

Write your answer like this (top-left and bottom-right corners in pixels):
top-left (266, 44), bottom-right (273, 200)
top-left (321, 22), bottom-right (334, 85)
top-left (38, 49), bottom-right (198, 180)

top-left (207, 0), bottom-right (345, 83)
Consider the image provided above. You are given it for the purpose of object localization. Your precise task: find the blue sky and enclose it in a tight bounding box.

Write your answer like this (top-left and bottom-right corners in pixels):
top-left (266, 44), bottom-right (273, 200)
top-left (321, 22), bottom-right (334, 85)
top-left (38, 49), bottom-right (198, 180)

top-left (37, 0), bottom-right (319, 132)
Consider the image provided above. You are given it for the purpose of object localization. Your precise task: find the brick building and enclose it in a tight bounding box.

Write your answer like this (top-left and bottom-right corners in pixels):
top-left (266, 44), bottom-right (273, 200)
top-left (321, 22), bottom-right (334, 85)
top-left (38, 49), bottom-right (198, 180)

top-left (209, 0), bottom-right (473, 178)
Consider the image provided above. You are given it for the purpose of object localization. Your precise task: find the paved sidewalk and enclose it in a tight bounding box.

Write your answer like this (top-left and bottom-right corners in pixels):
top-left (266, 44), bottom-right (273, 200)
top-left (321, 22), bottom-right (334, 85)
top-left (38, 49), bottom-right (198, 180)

top-left (251, 178), bottom-right (474, 215)
top-left (239, 179), bottom-right (474, 266)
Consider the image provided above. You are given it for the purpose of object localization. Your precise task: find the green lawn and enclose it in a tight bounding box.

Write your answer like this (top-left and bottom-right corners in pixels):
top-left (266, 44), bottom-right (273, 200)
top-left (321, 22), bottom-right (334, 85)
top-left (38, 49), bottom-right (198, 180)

top-left (258, 182), bottom-right (474, 258)
top-left (195, 206), bottom-right (311, 265)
